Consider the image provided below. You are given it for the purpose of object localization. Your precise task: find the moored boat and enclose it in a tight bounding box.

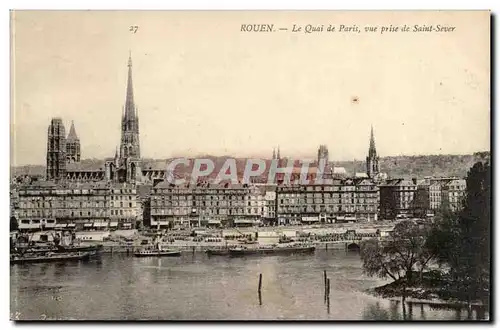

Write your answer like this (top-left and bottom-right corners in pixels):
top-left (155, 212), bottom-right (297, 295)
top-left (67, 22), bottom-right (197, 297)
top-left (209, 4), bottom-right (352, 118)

top-left (56, 244), bottom-right (103, 254)
top-left (229, 244), bottom-right (315, 257)
top-left (205, 249), bottom-right (230, 256)
top-left (134, 233), bottom-right (182, 257)
top-left (134, 248), bottom-right (181, 257)
top-left (12, 231), bottom-right (103, 256)
top-left (13, 243), bottom-right (103, 256)
top-left (10, 251), bottom-right (91, 265)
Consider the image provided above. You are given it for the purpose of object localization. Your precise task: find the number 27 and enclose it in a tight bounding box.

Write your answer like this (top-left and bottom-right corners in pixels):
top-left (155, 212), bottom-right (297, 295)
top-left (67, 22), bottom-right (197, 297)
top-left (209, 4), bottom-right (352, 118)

top-left (129, 26), bottom-right (139, 34)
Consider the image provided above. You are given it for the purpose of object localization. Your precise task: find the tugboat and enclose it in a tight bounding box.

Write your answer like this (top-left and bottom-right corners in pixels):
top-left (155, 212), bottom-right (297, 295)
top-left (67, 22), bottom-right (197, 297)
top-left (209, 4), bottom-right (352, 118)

top-left (228, 243), bottom-right (315, 257)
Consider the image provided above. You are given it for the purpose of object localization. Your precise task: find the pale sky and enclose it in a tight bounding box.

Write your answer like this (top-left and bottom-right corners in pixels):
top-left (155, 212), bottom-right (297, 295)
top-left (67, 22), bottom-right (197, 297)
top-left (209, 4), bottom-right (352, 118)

top-left (11, 11), bottom-right (490, 166)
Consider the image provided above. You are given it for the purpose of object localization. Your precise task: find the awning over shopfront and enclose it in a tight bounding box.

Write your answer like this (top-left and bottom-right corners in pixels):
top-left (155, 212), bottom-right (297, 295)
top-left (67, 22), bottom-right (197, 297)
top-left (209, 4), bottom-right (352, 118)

top-left (301, 216), bottom-right (320, 222)
top-left (93, 222), bottom-right (108, 227)
top-left (234, 219), bottom-right (254, 224)
top-left (208, 220), bottom-right (221, 224)
top-left (67, 223), bottom-right (76, 228)
top-left (55, 224), bottom-right (68, 228)
top-left (356, 228), bottom-right (378, 235)
top-left (83, 223), bottom-right (92, 227)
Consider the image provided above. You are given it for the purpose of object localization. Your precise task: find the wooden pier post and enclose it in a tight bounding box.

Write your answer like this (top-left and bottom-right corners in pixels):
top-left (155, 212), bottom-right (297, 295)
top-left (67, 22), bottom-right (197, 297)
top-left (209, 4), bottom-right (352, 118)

top-left (326, 243), bottom-right (328, 251)
top-left (323, 270), bottom-right (327, 288)
top-left (258, 273), bottom-right (263, 293)
top-left (327, 278), bottom-right (331, 297)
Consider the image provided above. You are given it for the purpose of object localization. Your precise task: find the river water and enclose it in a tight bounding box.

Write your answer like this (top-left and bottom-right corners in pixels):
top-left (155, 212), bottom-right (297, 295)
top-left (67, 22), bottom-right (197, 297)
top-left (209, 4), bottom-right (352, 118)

top-left (10, 250), bottom-right (488, 321)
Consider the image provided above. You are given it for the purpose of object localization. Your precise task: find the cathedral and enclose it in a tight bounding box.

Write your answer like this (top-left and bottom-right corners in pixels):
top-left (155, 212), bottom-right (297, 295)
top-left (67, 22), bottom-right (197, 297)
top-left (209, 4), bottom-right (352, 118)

top-left (46, 53), bottom-right (166, 184)
top-left (104, 54), bottom-right (142, 183)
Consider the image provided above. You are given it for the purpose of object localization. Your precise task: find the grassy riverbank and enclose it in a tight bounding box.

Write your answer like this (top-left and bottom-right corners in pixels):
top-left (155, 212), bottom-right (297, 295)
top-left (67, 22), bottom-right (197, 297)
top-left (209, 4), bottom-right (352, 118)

top-left (366, 271), bottom-right (488, 308)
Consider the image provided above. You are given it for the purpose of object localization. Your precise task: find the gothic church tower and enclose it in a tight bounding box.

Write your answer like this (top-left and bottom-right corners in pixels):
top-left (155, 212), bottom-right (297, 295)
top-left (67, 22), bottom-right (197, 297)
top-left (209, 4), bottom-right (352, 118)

top-left (46, 118), bottom-right (67, 181)
top-left (366, 125), bottom-right (380, 178)
top-left (104, 53), bottom-right (142, 183)
top-left (120, 53), bottom-right (141, 159)
top-left (66, 120), bottom-right (81, 163)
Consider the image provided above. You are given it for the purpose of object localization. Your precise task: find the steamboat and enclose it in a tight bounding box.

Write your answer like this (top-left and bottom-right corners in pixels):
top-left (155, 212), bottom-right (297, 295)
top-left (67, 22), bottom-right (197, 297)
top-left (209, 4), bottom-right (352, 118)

top-left (134, 232), bottom-right (181, 258)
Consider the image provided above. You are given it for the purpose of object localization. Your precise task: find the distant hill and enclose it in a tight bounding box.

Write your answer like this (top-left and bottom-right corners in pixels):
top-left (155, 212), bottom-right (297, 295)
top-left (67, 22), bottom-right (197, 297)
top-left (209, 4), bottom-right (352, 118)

top-left (336, 152), bottom-right (490, 179)
top-left (12, 152), bottom-right (490, 180)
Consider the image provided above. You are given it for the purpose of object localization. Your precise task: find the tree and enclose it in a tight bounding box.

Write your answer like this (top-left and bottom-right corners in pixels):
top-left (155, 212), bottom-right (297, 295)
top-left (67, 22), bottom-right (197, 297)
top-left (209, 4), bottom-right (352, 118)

top-left (461, 161), bottom-right (490, 305)
top-left (426, 161), bottom-right (490, 306)
top-left (10, 216), bottom-right (18, 232)
top-left (360, 220), bottom-right (432, 302)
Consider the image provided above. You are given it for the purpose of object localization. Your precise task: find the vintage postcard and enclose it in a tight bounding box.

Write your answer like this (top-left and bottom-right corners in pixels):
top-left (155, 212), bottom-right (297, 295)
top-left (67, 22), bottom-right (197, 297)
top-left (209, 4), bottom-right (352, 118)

top-left (10, 10), bottom-right (490, 321)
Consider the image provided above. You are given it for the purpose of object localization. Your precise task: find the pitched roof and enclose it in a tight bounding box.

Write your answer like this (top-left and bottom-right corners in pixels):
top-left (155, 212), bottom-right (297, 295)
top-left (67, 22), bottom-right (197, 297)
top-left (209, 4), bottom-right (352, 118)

top-left (141, 160), bottom-right (168, 170)
top-left (66, 160), bottom-right (105, 172)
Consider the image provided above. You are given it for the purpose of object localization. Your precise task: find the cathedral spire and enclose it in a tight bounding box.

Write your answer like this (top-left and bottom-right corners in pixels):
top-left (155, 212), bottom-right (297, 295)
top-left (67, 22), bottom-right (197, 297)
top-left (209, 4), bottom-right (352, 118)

top-left (368, 125), bottom-right (377, 157)
top-left (67, 120), bottom-right (78, 141)
top-left (272, 148), bottom-right (276, 160)
top-left (125, 51), bottom-right (135, 120)
top-left (277, 146), bottom-right (281, 160)
top-left (366, 125), bottom-right (380, 178)
top-left (120, 52), bottom-right (141, 159)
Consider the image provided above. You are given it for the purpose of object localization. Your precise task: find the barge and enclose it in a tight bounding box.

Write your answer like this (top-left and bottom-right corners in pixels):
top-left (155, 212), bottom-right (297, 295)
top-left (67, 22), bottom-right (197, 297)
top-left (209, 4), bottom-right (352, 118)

top-left (228, 244), bottom-right (316, 257)
top-left (205, 249), bottom-right (231, 256)
top-left (10, 251), bottom-right (91, 265)
top-left (134, 249), bottom-right (181, 257)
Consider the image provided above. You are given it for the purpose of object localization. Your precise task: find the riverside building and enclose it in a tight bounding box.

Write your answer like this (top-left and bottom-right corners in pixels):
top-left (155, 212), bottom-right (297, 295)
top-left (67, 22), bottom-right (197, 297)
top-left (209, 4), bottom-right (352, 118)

top-left (16, 182), bottom-right (138, 231)
top-left (149, 182), bottom-right (261, 228)
top-left (276, 178), bottom-right (379, 225)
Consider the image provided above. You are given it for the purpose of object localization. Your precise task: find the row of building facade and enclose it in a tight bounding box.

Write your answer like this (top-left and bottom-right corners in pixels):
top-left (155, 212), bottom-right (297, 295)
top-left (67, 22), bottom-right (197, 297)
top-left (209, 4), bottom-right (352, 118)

top-left (11, 175), bottom-right (466, 231)
top-left (13, 182), bottom-right (140, 231)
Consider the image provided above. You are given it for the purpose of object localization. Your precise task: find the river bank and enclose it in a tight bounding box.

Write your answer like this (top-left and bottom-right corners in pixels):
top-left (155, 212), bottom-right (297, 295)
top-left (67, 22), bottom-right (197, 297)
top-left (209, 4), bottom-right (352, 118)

top-left (365, 271), bottom-right (489, 314)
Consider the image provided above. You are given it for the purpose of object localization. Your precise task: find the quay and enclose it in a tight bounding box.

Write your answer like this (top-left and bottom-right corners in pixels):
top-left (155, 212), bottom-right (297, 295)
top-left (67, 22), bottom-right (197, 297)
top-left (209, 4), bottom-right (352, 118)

top-left (99, 241), bottom-right (349, 254)
top-left (11, 222), bottom-right (397, 256)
